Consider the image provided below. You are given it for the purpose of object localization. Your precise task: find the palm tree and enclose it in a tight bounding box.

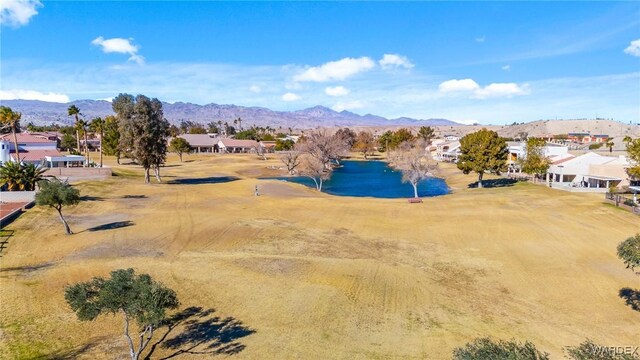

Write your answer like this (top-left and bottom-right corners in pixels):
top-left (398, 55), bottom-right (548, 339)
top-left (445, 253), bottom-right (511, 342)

top-left (605, 140), bottom-right (615, 153)
top-left (0, 106), bottom-right (22, 162)
top-left (624, 136), bottom-right (633, 145)
top-left (0, 162), bottom-right (44, 191)
top-left (90, 117), bottom-right (105, 167)
top-left (236, 117), bottom-right (242, 131)
top-left (21, 163), bottom-right (46, 191)
top-left (76, 119), bottom-right (89, 164)
top-left (0, 161), bottom-right (24, 191)
top-left (67, 105), bottom-right (82, 153)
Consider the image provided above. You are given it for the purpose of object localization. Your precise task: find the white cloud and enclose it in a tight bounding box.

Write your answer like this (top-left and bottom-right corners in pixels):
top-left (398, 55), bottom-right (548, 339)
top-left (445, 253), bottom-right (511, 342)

top-left (249, 85), bottom-right (262, 93)
top-left (439, 78), bottom-right (529, 99)
top-left (293, 57), bottom-right (375, 82)
top-left (325, 86), bottom-right (350, 97)
top-left (0, 89), bottom-right (69, 103)
top-left (0, 0), bottom-right (41, 27)
top-left (475, 36), bottom-right (486, 43)
top-left (624, 39), bottom-right (640, 57)
top-left (127, 54), bottom-right (145, 65)
top-left (473, 83), bottom-right (530, 99)
top-left (97, 97), bottom-right (114, 102)
top-left (438, 79), bottom-right (480, 92)
top-left (502, 65), bottom-right (511, 72)
top-left (282, 92), bottom-right (301, 101)
top-left (379, 54), bottom-right (414, 70)
top-left (332, 100), bottom-right (365, 112)
top-left (91, 36), bottom-right (145, 64)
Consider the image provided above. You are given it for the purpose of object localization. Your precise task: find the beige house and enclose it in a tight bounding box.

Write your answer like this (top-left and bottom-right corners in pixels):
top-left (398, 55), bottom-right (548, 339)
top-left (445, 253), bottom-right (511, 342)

top-left (217, 139), bottom-right (260, 153)
top-left (175, 134), bottom-right (220, 153)
top-left (547, 152), bottom-right (630, 190)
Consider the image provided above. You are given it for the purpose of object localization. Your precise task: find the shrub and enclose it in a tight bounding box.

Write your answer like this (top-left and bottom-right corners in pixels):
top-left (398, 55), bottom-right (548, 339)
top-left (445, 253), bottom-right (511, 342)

top-left (617, 234), bottom-right (640, 270)
top-left (453, 337), bottom-right (549, 360)
top-left (589, 143), bottom-right (604, 150)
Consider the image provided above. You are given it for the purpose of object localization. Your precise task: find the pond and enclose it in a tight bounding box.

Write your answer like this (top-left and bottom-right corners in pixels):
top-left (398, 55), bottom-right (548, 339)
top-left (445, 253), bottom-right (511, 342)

top-left (270, 160), bottom-right (449, 198)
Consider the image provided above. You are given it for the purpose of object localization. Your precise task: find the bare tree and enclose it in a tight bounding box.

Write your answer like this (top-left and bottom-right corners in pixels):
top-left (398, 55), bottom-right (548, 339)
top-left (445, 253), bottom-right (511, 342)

top-left (297, 131), bottom-right (333, 169)
top-left (330, 132), bottom-right (351, 165)
top-left (253, 143), bottom-right (267, 160)
top-left (299, 154), bottom-right (331, 191)
top-left (389, 140), bottom-right (438, 198)
top-left (298, 130), bottom-right (350, 168)
top-left (334, 128), bottom-right (357, 148)
top-left (280, 150), bottom-right (301, 174)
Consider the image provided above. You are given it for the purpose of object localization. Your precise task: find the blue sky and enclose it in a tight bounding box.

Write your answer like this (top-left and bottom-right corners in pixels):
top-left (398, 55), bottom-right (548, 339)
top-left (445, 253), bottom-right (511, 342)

top-left (1, 1), bottom-right (639, 124)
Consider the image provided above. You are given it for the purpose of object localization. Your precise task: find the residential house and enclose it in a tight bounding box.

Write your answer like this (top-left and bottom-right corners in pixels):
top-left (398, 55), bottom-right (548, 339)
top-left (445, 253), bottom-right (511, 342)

top-left (547, 152), bottom-right (629, 190)
top-left (0, 133), bottom-right (62, 165)
top-left (506, 141), bottom-right (571, 171)
top-left (175, 134), bottom-right (221, 153)
top-left (0, 134), bottom-right (86, 167)
top-left (567, 133), bottom-right (591, 143)
top-left (435, 140), bottom-right (461, 162)
top-left (217, 139), bottom-right (260, 153)
top-left (567, 132), bottom-right (609, 144)
top-left (27, 131), bottom-right (62, 142)
top-left (260, 141), bottom-right (277, 153)
top-left (283, 135), bottom-right (300, 143)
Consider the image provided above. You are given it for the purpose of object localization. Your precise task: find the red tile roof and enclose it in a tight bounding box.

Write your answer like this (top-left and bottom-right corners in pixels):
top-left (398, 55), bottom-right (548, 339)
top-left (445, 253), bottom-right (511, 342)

top-left (0, 133), bottom-right (56, 144)
top-left (11, 149), bottom-right (62, 162)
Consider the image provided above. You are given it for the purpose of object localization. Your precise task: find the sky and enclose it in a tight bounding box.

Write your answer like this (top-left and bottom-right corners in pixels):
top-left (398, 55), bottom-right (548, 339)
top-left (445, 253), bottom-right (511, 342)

top-left (1, 1), bottom-right (639, 125)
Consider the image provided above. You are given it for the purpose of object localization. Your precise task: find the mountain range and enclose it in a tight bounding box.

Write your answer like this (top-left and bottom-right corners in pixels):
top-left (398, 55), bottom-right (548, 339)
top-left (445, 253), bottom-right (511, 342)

top-left (0, 100), bottom-right (461, 129)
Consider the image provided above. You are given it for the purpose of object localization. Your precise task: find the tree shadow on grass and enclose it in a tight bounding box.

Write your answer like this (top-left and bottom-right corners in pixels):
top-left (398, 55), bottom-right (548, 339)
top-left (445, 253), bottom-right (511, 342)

top-left (144, 306), bottom-right (256, 359)
top-left (45, 342), bottom-right (99, 359)
top-left (122, 194), bottom-right (147, 199)
top-left (0, 261), bottom-right (56, 274)
top-left (468, 178), bottom-right (518, 189)
top-left (80, 195), bottom-right (105, 201)
top-left (86, 221), bottom-right (134, 232)
top-left (167, 176), bottom-right (240, 185)
top-left (619, 288), bottom-right (640, 311)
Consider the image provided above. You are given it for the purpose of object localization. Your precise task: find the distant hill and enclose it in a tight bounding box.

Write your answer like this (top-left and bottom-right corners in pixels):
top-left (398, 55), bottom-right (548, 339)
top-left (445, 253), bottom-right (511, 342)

top-left (494, 119), bottom-right (639, 139)
top-left (0, 100), bottom-right (461, 129)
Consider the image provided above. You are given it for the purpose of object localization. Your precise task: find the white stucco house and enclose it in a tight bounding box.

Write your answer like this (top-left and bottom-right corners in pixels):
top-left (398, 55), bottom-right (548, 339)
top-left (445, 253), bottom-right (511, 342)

top-left (506, 141), bottom-right (571, 172)
top-left (547, 152), bottom-right (630, 190)
top-left (0, 133), bottom-right (86, 167)
top-left (435, 140), bottom-right (461, 162)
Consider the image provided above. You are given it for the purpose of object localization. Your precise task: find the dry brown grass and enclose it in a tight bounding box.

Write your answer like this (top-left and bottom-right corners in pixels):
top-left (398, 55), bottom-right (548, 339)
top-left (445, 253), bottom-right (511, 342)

top-left (1, 152), bottom-right (638, 359)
